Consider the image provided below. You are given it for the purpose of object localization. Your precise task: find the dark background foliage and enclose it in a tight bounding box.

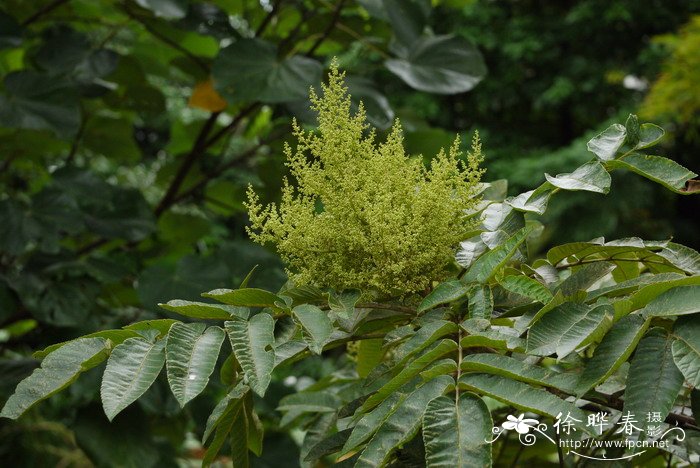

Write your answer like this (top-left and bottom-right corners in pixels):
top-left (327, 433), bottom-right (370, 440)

top-left (0, 0), bottom-right (698, 465)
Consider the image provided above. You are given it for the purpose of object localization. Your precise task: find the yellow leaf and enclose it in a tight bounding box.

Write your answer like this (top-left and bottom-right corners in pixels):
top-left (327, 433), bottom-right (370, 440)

top-left (189, 79), bottom-right (227, 112)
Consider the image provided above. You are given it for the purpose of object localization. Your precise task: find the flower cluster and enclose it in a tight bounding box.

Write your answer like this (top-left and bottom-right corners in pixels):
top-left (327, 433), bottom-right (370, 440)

top-left (246, 64), bottom-right (484, 296)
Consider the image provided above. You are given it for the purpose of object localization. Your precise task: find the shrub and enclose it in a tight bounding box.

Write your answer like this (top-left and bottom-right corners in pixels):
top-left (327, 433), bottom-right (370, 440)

top-left (246, 65), bottom-right (484, 296)
top-left (2, 72), bottom-right (700, 468)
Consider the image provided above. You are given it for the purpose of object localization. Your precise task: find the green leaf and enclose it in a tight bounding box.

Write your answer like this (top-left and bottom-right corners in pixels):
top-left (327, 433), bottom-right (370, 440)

top-left (355, 375), bottom-right (454, 467)
top-left (1, 338), bottom-right (109, 419)
top-left (656, 243), bottom-right (700, 274)
top-left (458, 374), bottom-right (589, 433)
top-left (230, 399), bottom-right (250, 467)
top-left (507, 184), bottom-right (553, 215)
top-left (393, 320), bottom-right (457, 366)
top-left (244, 392), bottom-right (264, 456)
top-left (461, 354), bottom-right (579, 394)
top-left (281, 284), bottom-right (328, 306)
top-left (629, 275), bottom-right (700, 310)
top-left (328, 289), bottom-right (363, 332)
top-left (556, 262), bottom-right (615, 296)
top-left (346, 76), bottom-right (395, 130)
top-left (418, 280), bottom-right (470, 313)
top-left (586, 123), bottom-right (626, 161)
top-left (455, 237), bottom-right (487, 269)
top-left (636, 123), bottom-right (665, 149)
top-left (165, 323), bottom-right (225, 407)
top-left (305, 428), bottom-right (353, 463)
top-left (641, 285), bottom-right (700, 317)
top-left (159, 300), bottom-right (244, 320)
top-left (576, 314), bottom-right (649, 395)
top-left (422, 394), bottom-right (492, 468)
top-left (278, 391), bottom-right (341, 413)
top-left (292, 304), bottom-right (333, 354)
top-left (527, 303), bottom-right (612, 358)
top-left (224, 314), bottom-right (275, 396)
top-left (544, 161), bottom-right (611, 194)
top-left (625, 114), bottom-right (640, 147)
top-left (586, 272), bottom-right (685, 302)
top-left (213, 38), bottom-right (322, 103)
top-left (202, 288), bottom-right (283, 308)
top-left (34, 330), bottom-right (140, 359)
top-left (607, 153), bottom-right (698, 194)
top-left (359, 339), bottom-right (457, 413)
top-left (137, 255), bottom-right (230, 310)
top-left (420, 358), bottom-right (458, 381)
top-left (671, 316), bottom-right (700, 388)
top-left (101, 336), bottom-right (166, 421)
top-left (342, 392), bottom-right (406, 455)
top-left (467, 285), bottom-right (494, 319)
top-left (383, 0), bottom-right (430, 46)
top-left (203, 383), bottom-right (249, 443)
top-left (385, 35), bottom-right (486, 94)
top-left (135, 0), bottom-right (189, 19)
top-left (0, 71), bottom-right (80, 137)
top-left (460, 318), bottom-right (525, 351)
top-left (238, 265), bottom-right (258, 289)
top-left (203, 398), bottom-right (243, 468)
top-left (357, 338), bottom-right (384, 379)
top-left (622, 330), bottom-right (684, 423)
top-left (499, 275), bottom-right (552, 304)
top-left (462, 226), bottom-right (534, 283)
top-left (124, 319), bottom-right (178, 336)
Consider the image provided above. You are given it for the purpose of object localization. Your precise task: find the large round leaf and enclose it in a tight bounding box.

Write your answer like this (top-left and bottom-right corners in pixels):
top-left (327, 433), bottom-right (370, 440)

top-left (213, 38), bottom-right (323, 104)
top-left (385, 35), bottom-right (486, 94)
top-left (0, 71), bottom-right (80, 137)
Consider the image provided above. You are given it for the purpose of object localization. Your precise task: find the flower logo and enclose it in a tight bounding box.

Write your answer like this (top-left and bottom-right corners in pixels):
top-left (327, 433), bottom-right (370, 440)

top-left (502, 414), bottom-right (540, 434)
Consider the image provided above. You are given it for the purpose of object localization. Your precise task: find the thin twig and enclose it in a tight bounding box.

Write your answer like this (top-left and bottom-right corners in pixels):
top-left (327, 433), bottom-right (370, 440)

top-left (22, 0), bottom-right (69, 26)
top-left (122, 6), bottom-right (209, 73)
top-left (254, 0), bottom-right (282, 37)
top-left (278, 7), bottom-right (315, 54)
top-left (169, 138), bottom-right (271, 205)
top-left (306, 0), bottom-right (345, 56)
top-left (204, 103), bottom-right (258, 148)
top-left (66, 110), bottom-right (88, 164)
top-left (154, 112), bottom-right (221, 216)
top-left (0, 153), bottom-right (18, 174)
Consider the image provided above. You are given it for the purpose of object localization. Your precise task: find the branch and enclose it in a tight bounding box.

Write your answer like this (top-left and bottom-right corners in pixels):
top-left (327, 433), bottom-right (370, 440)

top-left (305, 0), bottom-right (345, 56)
top-left (254, 0), bottom-right (282, 37)
top-left (154, 112), bottom-right (220, 216)
top-left (278, 7), bottom-right (315, 54)
top-left (22, 0), bottom-right (69, 26)
top-left (204, 103), bottom-right (258, 148)
top-left (169, 136), bottom-right (273, 206)
top-left (122, 7), bottom-right (209, 73)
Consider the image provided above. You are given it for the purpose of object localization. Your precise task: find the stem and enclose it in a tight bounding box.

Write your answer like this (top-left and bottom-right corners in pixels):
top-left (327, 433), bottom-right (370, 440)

top-left (455, 327), bottom-right (462, 402)
top-left (555, 431), bottom-right (564, 467)
top-left (511, 442), bottom-right (526, 467)
top-left (355, 302), bottom-right (415, 315)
